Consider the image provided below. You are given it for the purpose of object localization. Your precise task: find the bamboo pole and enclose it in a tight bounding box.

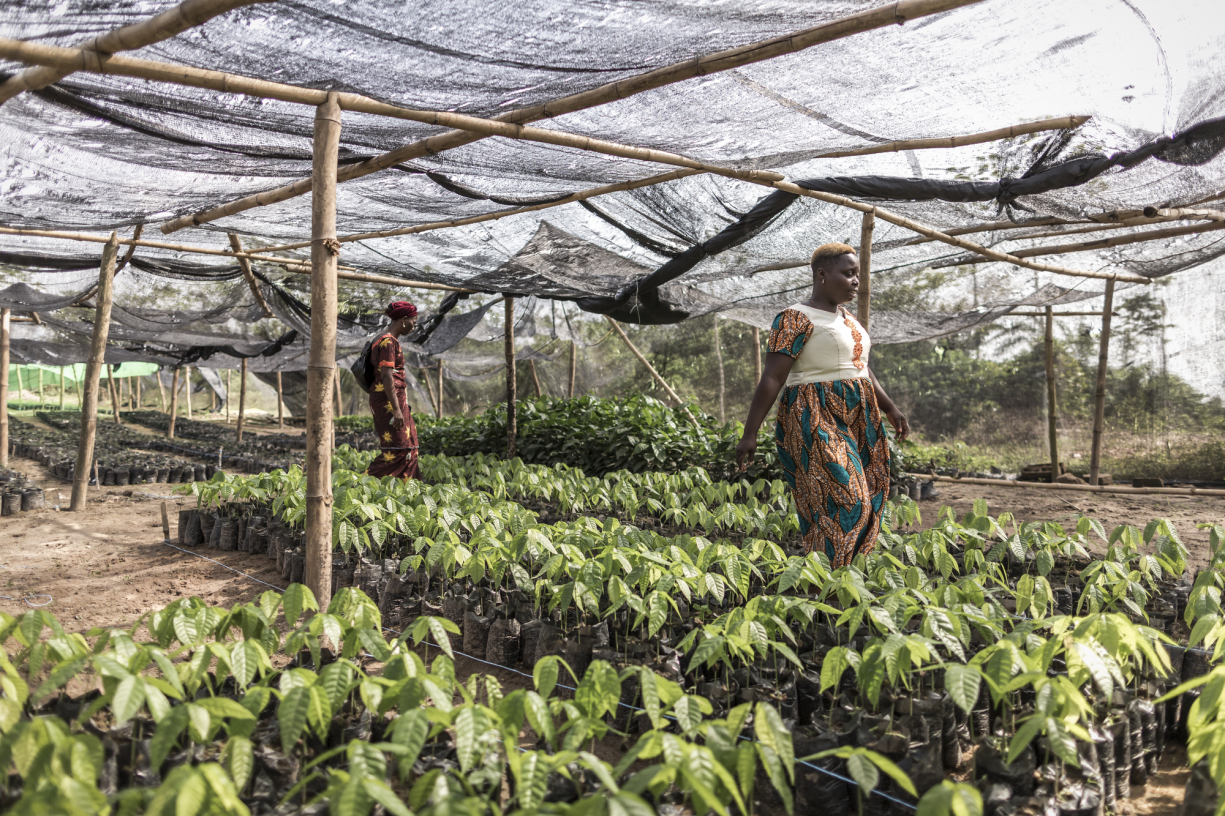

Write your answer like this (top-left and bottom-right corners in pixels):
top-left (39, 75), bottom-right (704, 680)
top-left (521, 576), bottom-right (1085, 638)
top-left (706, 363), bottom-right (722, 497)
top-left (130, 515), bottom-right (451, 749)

top-left (858, 211), bottom-right (874, 329)
top-left (505, 297), bottom-right (517, 459)
top-left (167, 368), bottom-right (179, 439)
top-left (0, 0), bottom-right (268, 106)
top-left (276, 370), bottom-right (284, 428)
top-left (184, 366), bottom-right (192, 419)
top-left (436, 363), bottom-right (445, 415)
top-left (528, 359), bottom-right (543, 398)
top-left (1045, 306), bottom-right (1059, 482)
top-left (815, 116), bottom-right (1090, 158)
top-left (43, 0), bottom-right (987, 232)
top-left (906, 472), bottom-right (1225, 498)
top-left (236, 357), bottom-right (248, 442)
top-left (1008, 311), bottom-right (1113, 317)
top-left (59, 365), bottom-right (65, 409)
top-left (421, 365), bottom-right (438, 417)
top-left (70, 233), bottom-right (119, 512)
top-left (931, 218), bottom-right (1225, 268)
top-left (15, 368), bottom-right (22, 405)
top-left (752, 327), bottom-right (762, 386)
top-left (304, 92), bottom-right (341, 609)
top-left (604, 316), bottom-right (699, 426)
top-left (135, 375), bottom-right (141, 409)
top-left (225, 369), bottom-right (231, 422)
top-left (38, 368), bottom-right (43, 408)
top-left (334, 366), bottom-right (343, 418)
top-left (0, 309), bottom-right (8, 468)
top-left (106, 364), bottom-right (122, 424)
top-left (157, 370), bottom-right (166, 412)
top-left (74, 368), bottom-right (82, 406)
top-left (1089, 280), bottom-right (1115, 487)
top-left (568, 341), bottom-right (577, 399)
top-left (714, 315), bottom-right (725, 423)
top-left (228, 233), bottom-right (275, 318)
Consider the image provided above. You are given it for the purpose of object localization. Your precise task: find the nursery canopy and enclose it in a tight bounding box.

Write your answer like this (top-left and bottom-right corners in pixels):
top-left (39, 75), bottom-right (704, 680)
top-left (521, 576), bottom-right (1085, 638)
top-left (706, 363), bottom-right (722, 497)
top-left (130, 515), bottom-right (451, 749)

top-left (0, 0), bottom-right (1223, 364)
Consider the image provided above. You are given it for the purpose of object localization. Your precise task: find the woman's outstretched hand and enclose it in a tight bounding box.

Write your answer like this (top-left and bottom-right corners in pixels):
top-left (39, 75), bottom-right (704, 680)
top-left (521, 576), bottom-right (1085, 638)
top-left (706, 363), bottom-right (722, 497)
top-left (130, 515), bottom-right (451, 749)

top-left (885, 406), bottom-right (909, 441)
top-left (735, 436), bottom-right (758, 471)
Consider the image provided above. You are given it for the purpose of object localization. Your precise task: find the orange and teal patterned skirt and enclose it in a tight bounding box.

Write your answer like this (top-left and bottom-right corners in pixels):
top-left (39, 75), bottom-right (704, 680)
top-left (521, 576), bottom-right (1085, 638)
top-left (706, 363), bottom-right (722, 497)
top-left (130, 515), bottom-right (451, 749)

top-left (774, 378), bottom-right (890, 567)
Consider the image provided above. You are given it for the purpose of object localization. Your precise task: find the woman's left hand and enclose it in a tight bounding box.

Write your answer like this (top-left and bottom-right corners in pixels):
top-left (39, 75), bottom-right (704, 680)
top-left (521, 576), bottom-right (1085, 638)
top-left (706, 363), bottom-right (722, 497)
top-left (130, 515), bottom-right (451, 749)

top-left (885, 406), bottom-right (909, 441)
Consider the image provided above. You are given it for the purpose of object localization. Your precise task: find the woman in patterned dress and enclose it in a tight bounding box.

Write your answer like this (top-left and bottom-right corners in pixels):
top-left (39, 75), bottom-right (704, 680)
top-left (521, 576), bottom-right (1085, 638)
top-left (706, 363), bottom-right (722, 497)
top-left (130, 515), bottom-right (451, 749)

top-left (736, 243), bottom-right (909, 567)
top-left (366, 301), bottom-right (421, 480)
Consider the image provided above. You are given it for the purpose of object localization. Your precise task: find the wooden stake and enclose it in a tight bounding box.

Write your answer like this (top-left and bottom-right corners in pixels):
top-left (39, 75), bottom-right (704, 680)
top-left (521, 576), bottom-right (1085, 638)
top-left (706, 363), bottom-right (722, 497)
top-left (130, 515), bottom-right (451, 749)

top-left (70, 233), bottom-right (119, 512)
top-left (15, 368), bottom-right (22, 405)
top-left (157, 369), bottom-right (166, 412)
top-left (160, 502), bottom-right (170, 542)
top-left (58, 365), bottom-right (65, 409)
top-left (858, 211), bottom-right (874, 329)
top-left (528, 359), bottom-right (543, 398)
top-left (74, 367), bottom-right (82, 406)
top-left (276, 370), bottom-right (284, 428)
top-left (184, 366), bottom-right (192, 419)
top-left (0, 309), bottom-right (9, 468)
top-left (421, 365), bottom-right (438, 417)
top-left (505, 297), bottom-right (517, 459)
top-left (568, 340), bottom-right (577, 398)
top-left (121, 0), bottom-right (988, 233)
top-left (37, 367), bottom-right (43, 407)
top-left (167, 368), bottom-right (179, 438)
top-left (334, 366), bottom-right (342, 417)
top-left (236, 357), bottom-right (247, 442)
top-left (1089, 280), bottom-right (1115, 486)
top-left (436, 363), bottom-right (444, 415)
top-left (714, 315), bottom-right (725, 423)
top-left (106, 364), bottom-right (122, 424)
top-left (604, 316), bottom-right (699, 426)
top-left (227, 233), bottom-right (275, 318)
top-left (225, 369), bottom-right (231, 422)
top-left (1008, 311), bottom-right (1113, 317)
top-left (1045, 306), bottom-right (1059, 482)
top-left (752, 327), bottom-right (762, 386)
top-left (304, 92), bottom-right (341, 609)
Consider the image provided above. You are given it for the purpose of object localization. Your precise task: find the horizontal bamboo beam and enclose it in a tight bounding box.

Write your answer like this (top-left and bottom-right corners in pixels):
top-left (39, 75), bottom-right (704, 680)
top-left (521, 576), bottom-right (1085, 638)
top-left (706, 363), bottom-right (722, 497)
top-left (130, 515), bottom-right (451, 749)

top-left (1143, 206), bottom-right (1225, 221)
top-left (275, 265), bottom-right (473, 292)
top-left (814, 116), bottom-right (1090, 159)
top-left (0, 225), bottom-right (356, 270)
top-left (0, 0), bottom-right (268, 106)
top-left (258, 169), bottom-right (704, 252)
top-left (1006, 311), bottom-right (1115, 316)
top-left (907, 472), bottom-right (1225, 498)
top-left (931, 218), bottom-right (1225, 268)
top-left (34, 0), bottom-right (983, 232)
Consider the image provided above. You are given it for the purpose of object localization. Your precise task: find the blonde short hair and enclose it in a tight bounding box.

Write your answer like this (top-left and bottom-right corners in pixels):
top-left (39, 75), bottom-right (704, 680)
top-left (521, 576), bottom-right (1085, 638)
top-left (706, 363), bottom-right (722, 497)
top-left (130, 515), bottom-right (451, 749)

top-left (810, 242), bottom-right (856, 274)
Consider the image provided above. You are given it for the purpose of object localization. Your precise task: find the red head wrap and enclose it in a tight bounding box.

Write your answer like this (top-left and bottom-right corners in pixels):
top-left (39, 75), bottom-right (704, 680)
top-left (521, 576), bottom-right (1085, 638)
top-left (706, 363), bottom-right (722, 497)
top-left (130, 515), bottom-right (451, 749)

top-left (387, 301), bottom-right (418, 320)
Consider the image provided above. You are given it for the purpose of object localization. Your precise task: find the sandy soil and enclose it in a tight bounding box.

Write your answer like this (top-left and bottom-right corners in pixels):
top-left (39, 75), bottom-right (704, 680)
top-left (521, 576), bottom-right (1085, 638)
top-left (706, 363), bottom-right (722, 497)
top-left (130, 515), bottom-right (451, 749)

top-left (1, 453), bottom-right (1210, 811)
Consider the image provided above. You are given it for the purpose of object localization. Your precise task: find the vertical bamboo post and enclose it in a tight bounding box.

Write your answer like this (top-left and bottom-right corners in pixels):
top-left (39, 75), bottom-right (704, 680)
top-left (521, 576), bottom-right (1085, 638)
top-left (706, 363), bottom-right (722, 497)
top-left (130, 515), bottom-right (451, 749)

top-left (167, 368), bottom-right (179, 438)
top-left (59, 365), bottom-right (65, 409)
top-left (752, 326), bottom-right (762, 385)
top-left (184, 366), bottom-right (192, 419)
top-left (1045, 305), bottom-right (1059, 482)
top-left (436, 363), bottom-right (444, 416)
top-left (0, 309), bottom-right (9, 468)
top-left (304, 92), bottom-right (341, 609)
top-left (421, 366), bottom-right (438, 416)
top-left (70, 233), bottom-right (119, 511)
top-left (1089, 280), bottom-right (1116, 486)
top-left (604, 316), bottom-right (699, 426)
top-left (225, 369), bottom-right (231, 422)
top-left (505, 296), bottom-right (516, 459)
top-left (135, 375), bottom-right (141, 409)
top-left (276, 370), bottom-right (284, 428)
top-left (106, 364), bottom-right (122, 424)
top-left (858, 211), bottom-right (875, 329)
top-left (528, 358), bottom-right (543, 397)
top-left (38, 367), bottom-right (43, 407)
top-left (334, 366), bottom-right (342, 417)
top-left (156, 369), bottom-right (165, 412)
top-left (15, 368), bottom-right (22, 405)
top-left (74, 367), bottom-right (82, 406)
top-left (714, 314), bottom-right (725, 423)
top-left (236, 357), bottom-right (248, 442)
top-left (568, 340), bottom-right (577, 398)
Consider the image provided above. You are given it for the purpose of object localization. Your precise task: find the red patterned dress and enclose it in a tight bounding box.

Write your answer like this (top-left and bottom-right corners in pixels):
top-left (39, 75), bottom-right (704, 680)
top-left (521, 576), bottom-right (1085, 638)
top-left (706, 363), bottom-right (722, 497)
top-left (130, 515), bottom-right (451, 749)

top-left (365, 334), bottom-right (420, 480)
top-left (768, 305), bottom-right (890, 567)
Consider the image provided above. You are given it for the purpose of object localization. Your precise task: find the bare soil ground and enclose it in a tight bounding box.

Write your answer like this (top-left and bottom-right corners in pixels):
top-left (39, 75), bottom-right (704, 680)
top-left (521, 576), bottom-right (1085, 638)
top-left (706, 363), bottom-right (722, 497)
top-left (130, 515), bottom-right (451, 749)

top-left (2, 453), bottom-right (1214, 812)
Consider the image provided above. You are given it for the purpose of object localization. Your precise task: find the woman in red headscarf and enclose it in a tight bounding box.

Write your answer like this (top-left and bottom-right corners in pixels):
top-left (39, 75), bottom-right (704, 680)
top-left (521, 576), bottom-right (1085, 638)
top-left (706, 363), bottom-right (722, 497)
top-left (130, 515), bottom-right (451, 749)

top-left (366, 301), bottom-right (421, 480)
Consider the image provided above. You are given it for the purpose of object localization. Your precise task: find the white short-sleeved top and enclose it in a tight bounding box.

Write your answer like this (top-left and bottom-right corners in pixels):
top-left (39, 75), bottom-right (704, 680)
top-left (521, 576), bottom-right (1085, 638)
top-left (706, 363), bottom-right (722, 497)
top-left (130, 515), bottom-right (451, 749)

top-left (768, 303), bottom-right (871, 386)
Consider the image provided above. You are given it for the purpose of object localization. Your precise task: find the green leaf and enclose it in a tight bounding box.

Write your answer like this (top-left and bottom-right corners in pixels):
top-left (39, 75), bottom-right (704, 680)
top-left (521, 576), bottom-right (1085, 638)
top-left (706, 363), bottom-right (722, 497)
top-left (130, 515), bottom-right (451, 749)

top-left (223, 736), bottom-right (253, 791)
top-left (111, 675), bottom-right (145, 725)
top-left (945, 664), bottom-right (981, 715)
top-left (517, 751), bottom-right (548, 809)
top-left (754, 703), bottom-right (794, 784)
top-left (362, 778), bottom-right (413, 816)
top-left (278, 686), bottom-right (311, 753)
top-left (195, 696), bottom-right (256, 721)
top-left (533, 655), bottom-right (563, 699)
top-left (847, 752), bottom-right (880, 792)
